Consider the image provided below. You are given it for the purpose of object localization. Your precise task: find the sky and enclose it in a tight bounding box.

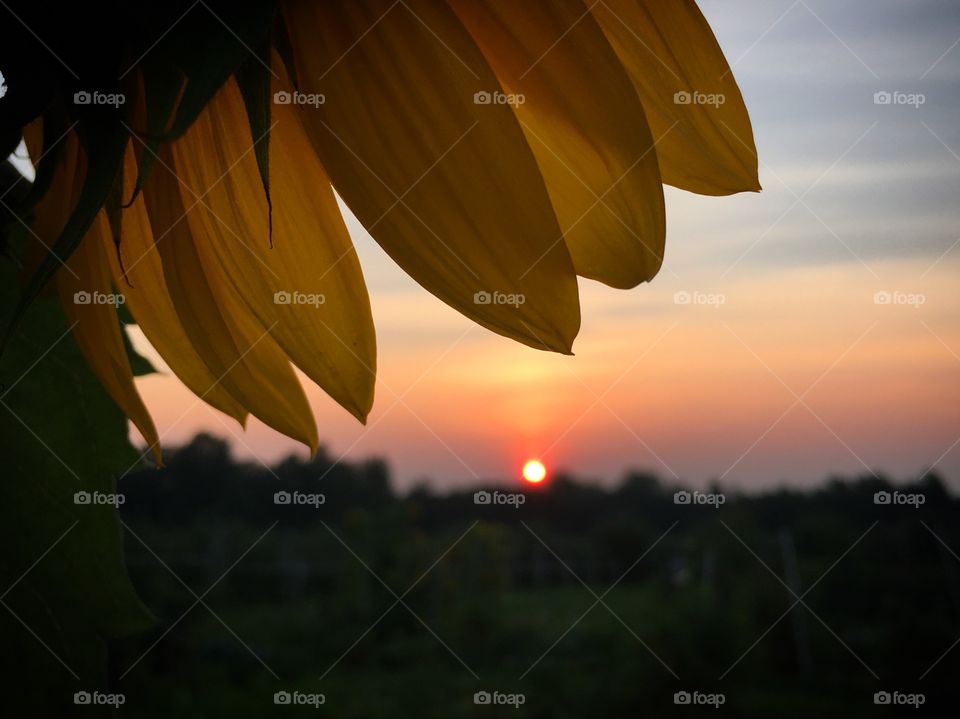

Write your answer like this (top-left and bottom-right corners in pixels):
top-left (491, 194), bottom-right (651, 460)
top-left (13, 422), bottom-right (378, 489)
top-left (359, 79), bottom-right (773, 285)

top-left (123, 0), bottom-right (960, 492)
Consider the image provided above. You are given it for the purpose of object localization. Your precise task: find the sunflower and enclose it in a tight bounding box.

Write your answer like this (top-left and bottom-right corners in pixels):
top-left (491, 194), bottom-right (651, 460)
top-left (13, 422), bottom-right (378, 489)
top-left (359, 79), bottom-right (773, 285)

top-left (0, 0), bottom-right (758, 461)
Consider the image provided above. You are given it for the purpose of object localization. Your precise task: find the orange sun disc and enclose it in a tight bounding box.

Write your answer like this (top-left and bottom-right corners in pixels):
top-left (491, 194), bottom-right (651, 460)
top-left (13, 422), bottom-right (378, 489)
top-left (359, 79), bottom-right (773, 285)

top-left (522, 459), bottom-right (547, 484)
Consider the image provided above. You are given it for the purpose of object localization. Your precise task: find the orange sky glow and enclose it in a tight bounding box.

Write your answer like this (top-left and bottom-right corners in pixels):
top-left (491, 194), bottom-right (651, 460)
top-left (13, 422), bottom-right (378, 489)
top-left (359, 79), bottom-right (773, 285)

top-left (127, 2), bottom-right (960, 491)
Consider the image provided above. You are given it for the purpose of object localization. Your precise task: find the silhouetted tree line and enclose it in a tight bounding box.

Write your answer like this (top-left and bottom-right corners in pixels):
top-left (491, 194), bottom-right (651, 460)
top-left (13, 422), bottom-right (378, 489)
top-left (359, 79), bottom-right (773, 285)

top-left (121, 433), bottom-right (957, 545)
top-left (113, 434), bottom-right (959, 718)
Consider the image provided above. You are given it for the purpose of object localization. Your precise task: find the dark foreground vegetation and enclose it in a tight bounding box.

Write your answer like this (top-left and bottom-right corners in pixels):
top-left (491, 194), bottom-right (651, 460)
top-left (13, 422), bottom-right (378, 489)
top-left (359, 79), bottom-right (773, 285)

top-left (106, 435), bottom-right (957, 717)
top-left (5, 433), bottom-right (957, 717)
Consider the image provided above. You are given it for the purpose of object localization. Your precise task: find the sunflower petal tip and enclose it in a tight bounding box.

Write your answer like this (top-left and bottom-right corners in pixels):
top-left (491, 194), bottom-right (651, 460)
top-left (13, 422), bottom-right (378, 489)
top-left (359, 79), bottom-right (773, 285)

top-left (303, 429), bottom-right (320, 458)
top-left (742, 171), bottom-right (762, 193)
top-left (346, 400), bottom-right (371, 425)
top-left (542, 331), bottom-right (576, 356)
top-left (554, 334), bottom-right (576, 356)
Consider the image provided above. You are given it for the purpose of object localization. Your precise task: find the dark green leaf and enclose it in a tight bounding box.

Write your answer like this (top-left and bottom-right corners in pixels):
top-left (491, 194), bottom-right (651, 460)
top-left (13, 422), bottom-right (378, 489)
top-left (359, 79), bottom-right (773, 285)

top-left (273, 12), bottom-right (300, 92)
top-left (116, 301), bottom-right (136, 325)
top-left (166, 2), bottom-right (278, 140)
top-left (0, 260), bottom-right (153, 712)
top-left (125, 58), bottom-right (184, 207)
top-left (124, 2), bottom-right (277, 201)
top-left (105, 166), bottom-right (125, 275)
top-left (121, 323), bottom-right (157, 377)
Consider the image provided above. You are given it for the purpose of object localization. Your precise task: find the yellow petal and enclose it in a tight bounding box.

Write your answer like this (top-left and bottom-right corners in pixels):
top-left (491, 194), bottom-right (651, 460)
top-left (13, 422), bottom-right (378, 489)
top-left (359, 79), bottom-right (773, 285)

top-left (169, 69), bottom-right (376, 421)
top-left (142, 151), bottom-right (318, 451)
top-left (282, 0), bottom-right (580, 352)
top-left (450, 0), bottom-right (665, 289)
top-left (101, 146), bottom-right (249, 426)
top-left (591, 0), bottom-right (760, 195)
top-left (56, 213), bottom-right (162, 464)
top-left (33, 132), bottom-right (159, 460)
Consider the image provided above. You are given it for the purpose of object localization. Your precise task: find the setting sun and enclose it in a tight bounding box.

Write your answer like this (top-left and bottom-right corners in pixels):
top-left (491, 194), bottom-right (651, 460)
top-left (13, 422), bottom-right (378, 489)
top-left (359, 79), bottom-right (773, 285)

top-left (522, 459), bottom-right (547, 484)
